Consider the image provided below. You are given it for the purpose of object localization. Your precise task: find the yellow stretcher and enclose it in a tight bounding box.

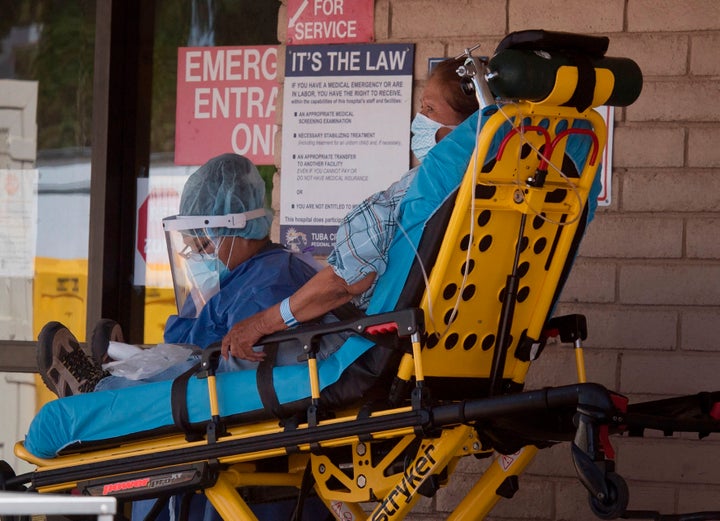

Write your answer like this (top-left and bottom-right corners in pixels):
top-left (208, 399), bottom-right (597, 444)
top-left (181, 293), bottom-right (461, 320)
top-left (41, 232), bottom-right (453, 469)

top-left (3, 30), bottom-right (720, 521)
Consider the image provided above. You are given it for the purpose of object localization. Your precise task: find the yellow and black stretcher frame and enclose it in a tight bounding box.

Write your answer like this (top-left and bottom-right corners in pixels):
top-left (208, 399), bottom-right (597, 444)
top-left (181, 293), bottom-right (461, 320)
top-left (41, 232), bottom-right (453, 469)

top-left (3, 30), bottom-right (720, 521)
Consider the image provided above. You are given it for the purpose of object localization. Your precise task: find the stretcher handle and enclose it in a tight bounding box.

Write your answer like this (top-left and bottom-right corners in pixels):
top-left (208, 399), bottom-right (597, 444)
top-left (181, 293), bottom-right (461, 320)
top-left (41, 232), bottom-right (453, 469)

top-left (551, 128), bottom-right (600, 166)
top-left (496, 125), bottom-right (552, 166)
top-left (255, 307), bottom-right (425, 356)
top-left (195, 309), bottom-right (423, 368)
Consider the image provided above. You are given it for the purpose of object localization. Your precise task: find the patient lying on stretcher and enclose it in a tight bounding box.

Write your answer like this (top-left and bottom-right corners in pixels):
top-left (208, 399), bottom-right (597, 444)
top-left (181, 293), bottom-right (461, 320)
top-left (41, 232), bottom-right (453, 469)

top-left (30, 90), bottom-right (606, 469)
top-left (35, 57), bottom-right (478, 401)
top-left (24, 68), bottom-right (485, 468)
top-left (27, 53), bottom-right (604, 462)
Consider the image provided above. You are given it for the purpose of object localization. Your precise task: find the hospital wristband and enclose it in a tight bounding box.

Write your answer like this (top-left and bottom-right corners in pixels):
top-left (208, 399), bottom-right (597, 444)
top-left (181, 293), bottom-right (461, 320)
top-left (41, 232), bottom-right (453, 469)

top-left (280, 297), bottom-right (299, 328)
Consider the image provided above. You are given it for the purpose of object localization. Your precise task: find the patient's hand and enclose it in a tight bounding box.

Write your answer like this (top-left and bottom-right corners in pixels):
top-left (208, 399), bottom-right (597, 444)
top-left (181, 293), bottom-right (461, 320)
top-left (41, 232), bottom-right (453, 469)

top-left (221, 313), bottom-right (271, 362)
top-left (221, 268), bottom-right (375, 362)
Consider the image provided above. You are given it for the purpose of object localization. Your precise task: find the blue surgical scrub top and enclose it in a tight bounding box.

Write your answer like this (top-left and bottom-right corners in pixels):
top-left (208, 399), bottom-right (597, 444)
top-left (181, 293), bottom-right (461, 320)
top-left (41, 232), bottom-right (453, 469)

top-left (163, 244), bottom-right (317, 348)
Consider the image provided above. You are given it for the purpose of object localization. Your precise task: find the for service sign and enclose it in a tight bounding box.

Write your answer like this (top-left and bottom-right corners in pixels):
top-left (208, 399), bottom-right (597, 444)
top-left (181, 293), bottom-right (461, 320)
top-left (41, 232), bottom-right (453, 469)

top-left (287, 0), bottom-right (374, 45)
top-left (174, 45), bottom-right (279, 166)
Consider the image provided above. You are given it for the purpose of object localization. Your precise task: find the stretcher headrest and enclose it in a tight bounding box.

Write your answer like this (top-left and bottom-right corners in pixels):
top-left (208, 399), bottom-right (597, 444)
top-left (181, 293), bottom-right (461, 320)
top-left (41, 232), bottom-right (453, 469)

top-left (487, 29), bottom-right (643, 111)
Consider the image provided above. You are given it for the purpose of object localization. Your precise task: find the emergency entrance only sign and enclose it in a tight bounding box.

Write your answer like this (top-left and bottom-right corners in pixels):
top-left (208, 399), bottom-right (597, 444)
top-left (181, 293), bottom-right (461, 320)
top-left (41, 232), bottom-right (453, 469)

top-left (174, 45), bottom-right (278, 166)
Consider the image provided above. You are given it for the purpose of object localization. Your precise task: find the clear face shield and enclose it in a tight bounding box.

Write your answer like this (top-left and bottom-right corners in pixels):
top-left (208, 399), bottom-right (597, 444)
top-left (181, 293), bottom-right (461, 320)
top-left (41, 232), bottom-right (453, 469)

top-left (162, 209), bottom-right (267, 318)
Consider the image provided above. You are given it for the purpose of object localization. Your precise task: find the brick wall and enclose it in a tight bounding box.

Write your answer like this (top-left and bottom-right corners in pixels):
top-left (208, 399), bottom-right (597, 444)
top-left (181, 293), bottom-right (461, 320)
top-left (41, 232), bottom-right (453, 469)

top-left (275, 1), bottom-right (720, 519)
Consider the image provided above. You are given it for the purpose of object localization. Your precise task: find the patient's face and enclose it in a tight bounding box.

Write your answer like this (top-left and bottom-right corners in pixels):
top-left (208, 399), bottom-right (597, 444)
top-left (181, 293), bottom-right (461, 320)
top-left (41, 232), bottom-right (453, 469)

top-left (420, 75), bottom-right (465, 127)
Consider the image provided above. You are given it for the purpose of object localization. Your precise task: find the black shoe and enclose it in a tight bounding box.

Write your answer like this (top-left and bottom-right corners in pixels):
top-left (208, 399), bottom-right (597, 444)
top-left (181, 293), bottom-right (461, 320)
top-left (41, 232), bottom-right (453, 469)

top-left (90, 318), bottom-right (125, 365)
top-left (37, 321), bottom-right (108, 398)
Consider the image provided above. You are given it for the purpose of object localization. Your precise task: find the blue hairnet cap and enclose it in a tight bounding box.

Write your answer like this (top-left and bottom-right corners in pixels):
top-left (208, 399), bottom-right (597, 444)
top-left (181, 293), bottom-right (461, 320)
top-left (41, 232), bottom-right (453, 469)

top-left (179, 153), bottom-right (272, 239)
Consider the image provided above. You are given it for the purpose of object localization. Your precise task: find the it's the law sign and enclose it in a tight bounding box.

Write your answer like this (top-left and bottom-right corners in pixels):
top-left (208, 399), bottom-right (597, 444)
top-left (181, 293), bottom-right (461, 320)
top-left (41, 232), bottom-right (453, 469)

top-left (174, 45), bottom-right (278, 166)
top-left (287, 0), bottom-right (373, 45)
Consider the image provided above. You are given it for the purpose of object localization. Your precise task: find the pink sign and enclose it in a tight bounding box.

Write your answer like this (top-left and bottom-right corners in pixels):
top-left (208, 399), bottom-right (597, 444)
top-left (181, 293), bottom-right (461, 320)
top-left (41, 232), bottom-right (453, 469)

top-left (175, 46), bottom-right (279, 165)
top-left (287, 0), bottom-right (374, 45)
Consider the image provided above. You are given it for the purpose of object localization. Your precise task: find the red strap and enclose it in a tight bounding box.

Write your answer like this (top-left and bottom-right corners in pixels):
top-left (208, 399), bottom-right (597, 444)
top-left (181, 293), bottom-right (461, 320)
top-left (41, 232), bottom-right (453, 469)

top-left (599, 425), bottom-right (615, 460)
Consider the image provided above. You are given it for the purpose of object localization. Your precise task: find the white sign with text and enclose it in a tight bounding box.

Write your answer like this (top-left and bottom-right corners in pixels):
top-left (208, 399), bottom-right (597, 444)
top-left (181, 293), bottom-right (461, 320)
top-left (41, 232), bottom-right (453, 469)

top-left (280, 43), bottom-right (414, 255)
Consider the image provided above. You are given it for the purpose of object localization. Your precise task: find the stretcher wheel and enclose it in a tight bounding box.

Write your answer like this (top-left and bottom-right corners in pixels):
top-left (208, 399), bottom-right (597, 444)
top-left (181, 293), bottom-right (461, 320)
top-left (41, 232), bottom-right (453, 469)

top-left (0, 462), bottom-right (29, 521)
top-left (587, 471), bottom-right (629, 519)
top-left (0, 460), bottom-right (19, 491)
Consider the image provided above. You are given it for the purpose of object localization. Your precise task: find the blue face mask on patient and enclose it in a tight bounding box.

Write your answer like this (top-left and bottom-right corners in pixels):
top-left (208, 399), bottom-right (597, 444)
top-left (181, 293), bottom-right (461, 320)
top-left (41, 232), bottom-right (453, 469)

top-left (411, 113), bottom-right (455, 162)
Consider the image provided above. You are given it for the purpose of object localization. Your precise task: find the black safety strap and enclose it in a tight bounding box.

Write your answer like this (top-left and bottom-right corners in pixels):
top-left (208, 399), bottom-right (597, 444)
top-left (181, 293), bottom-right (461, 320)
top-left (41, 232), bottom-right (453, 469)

top-left (179, 491), bottom-right (193, 521)
top-left (565, 54), bottom-right (596, 112)
top-left (255, 246), bottom-right (409, 421)
top-left (256, 341), bottom-right (283, 418)
top-left (255, 300), bottom-right (399, 421)
top-left (290, 462), bottom-right (316, 521)
top-left (256, 248), bottom-right (319, 419)
top-left (255, 303), bottom-right (368, 420)
top-left (170, 360), bottom-right (203, 441)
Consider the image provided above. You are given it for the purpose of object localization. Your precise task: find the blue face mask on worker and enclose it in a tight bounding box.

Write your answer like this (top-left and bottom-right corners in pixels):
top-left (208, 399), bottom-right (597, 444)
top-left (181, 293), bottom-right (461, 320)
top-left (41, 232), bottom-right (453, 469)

top-left (186, 242), bottom-right (232, 286)
top-left (181, 235), bottom-right (233, 316)
top-left (411, 113), bottom-right (455, 162)
top-left (163, 208), bottom-right (267, 318)
top-left (186, 254), bottom-right (221, 301)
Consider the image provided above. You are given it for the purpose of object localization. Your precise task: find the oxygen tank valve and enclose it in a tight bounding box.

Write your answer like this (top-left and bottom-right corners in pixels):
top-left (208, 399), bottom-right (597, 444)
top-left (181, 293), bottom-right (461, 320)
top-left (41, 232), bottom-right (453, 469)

top-left (455, 45), bottom-right (496, 110)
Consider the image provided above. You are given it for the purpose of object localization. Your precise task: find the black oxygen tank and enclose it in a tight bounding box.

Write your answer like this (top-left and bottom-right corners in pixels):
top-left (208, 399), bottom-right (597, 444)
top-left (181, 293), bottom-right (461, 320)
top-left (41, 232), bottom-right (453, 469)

top-left (487, 49), bottom-right (643, 107)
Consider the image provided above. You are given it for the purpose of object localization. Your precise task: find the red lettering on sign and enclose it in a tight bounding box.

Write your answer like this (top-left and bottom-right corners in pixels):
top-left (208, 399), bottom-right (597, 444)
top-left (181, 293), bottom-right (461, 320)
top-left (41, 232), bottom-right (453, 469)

top-left (287, 0), bottom-right (374, 45)
top-left (175, 46), bottom-right (279, 166)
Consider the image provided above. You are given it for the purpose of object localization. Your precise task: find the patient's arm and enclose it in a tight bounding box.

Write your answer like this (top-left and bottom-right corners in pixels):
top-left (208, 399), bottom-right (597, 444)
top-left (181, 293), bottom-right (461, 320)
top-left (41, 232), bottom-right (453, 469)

top-left (221, 266), bottom-right (375, 361)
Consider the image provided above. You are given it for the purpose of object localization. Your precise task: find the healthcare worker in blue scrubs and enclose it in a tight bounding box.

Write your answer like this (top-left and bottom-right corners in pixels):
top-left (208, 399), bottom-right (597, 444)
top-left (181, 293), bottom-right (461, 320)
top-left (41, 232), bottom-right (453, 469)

top-left (134, 154), bottom-right (335, 520)
top-left (37, 152), bottom-right (335, 520)
top-left (87, 153), bottom-right (340, 391)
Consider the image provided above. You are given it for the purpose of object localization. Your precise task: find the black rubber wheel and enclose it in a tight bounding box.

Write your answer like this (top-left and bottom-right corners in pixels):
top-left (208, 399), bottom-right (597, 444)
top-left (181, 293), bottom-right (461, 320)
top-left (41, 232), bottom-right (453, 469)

top-left (588, 471), bottom-right (629, 520)
top-left (0, 460), bottom-right (15, 488)
top-left (0, 461), bottom-right (32, 521)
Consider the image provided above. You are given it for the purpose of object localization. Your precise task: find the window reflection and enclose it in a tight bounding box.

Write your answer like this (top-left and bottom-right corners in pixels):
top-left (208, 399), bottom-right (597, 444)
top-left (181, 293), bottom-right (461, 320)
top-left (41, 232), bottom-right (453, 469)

top-left (0, 0), bottom-right (95, 474)
top-left (0, 0), bottom-right (279, 473)
top-left (1, 2), bottom-right (95, 345)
